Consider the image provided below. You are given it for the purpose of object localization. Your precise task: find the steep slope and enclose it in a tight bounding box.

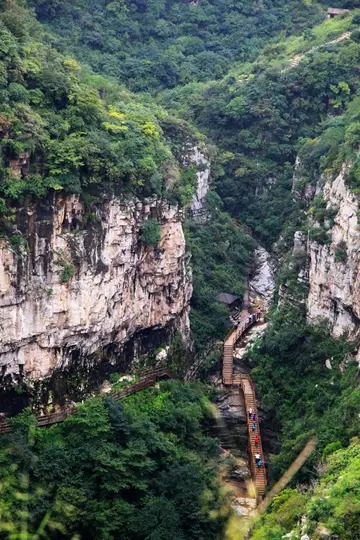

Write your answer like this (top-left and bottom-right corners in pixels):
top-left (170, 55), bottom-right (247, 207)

top-left (29, 0), bottom-right (325, 92)
top-left (160, 10), bottom-right (360, 245)
top-left (0, 1), bottom-right (359, 538)
top-left (250, 439), bottom-right (360, 539)
top-left (0, 196), bottom-right (191, 383)
top-left (0, 0), bottom-right (207, 406)
top-left (293, 94), bottom-right (360, 345)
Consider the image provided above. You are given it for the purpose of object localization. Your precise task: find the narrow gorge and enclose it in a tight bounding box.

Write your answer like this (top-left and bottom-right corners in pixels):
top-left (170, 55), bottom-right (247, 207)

top-left (0, 1), bottom-right (360, 539)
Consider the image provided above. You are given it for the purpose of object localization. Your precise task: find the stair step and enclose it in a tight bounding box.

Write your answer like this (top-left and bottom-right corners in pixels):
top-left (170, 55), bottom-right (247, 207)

top-left (221, 310), bottom-right (267, 493)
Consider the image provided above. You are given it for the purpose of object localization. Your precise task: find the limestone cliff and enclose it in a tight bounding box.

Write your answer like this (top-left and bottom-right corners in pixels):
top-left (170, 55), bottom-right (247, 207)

top-left (306, 164), bottom-right (360, 342)
top-left (249, 247), bottom-right (275, 310)
top-left (0, 195), bottom-right (192, 389)
top-left (190, 146), bottom-right (210, 219)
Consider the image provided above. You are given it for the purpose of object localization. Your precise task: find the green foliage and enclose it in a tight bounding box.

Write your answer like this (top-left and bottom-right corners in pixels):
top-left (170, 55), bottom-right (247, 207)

top-left (60, 263), bottom-right (76, 283)
top-left (175, 165), bottom-right (198, 207)
top-left (142, 219), bottom-right (161, 246)
top-left (9, 233), bottom-right (28, 254)
top-left (297, 93), bottom-right (360, 198)
top-left (0, 382), bottom-right (229, 539)
top-left (0, 0), bottom-right (199, 223)
top-left (250, 304), bottom-right (359, 480)
top-left (334, 240), bottom-right (348, 262)
top-left (186, 192), bottom-right (255, 351)
top-left (54, 251), bottom-right (76, 283)
top-left (160, 14), bottom-right (360, 246)
top-left (0, 1), bottom-right (359, 537)
top-left (29, 0), bottom-right (325, 93)
top-left (305, 195), bottom-right (338, 244)
top-left (250, 440), bottom-right (360, 539)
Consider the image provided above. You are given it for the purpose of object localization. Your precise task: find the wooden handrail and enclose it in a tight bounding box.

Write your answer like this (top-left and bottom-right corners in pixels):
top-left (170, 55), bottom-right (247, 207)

top-left (240, 376), bottom-right (267, 501)
top-left (0, 368), bottom-right (176, 434)
top-left (221, 307), bottom-right (267, 501)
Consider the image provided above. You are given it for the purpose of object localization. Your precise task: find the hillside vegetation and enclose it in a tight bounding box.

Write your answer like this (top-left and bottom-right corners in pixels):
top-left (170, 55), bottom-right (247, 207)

top-left (0, 0), bottom-right (200, 233)
top-left (250, 439), bottom-right (360, 539)
top-left (29, 0), bottom-right (325, 92)
top-left (0, 381), bottom-right (229, 539)
top-left (161, 9), bottom-right (360, 245)
top-left (0, 0), bottom-right (360, 538)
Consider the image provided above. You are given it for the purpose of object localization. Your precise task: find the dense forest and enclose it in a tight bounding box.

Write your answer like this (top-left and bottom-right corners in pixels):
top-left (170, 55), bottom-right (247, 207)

top-left (0, 0), bottom-right (203, 232)
top-left (161, 10), bottom-right (360, 245)
top-left (0, 381), bottom-right (229, 539)
top-left (29, 0), bottom-right (325, 92)
top-left (0, 0), bottom-right (360, 538)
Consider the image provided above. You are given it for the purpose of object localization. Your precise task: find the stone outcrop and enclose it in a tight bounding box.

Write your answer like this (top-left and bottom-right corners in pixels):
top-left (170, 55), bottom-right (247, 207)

top-left (189, 146), bottom-right (210, 220)
top-left (305, 164), bottom-right (360, 342)
top-left (249, 247), bottom-right (275, 309)
top-left (0, 195), bottom-right (192, 385)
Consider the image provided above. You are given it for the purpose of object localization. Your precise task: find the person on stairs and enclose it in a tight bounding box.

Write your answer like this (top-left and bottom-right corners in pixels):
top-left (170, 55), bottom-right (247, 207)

top-left (255, 453), bottom-right (261, 464)
top-left (254, 435), bottom-right (260, 447)
top-left (252, 422), bottom-right (256, 431)
top-left (248, 407), bottom-right (253, 419)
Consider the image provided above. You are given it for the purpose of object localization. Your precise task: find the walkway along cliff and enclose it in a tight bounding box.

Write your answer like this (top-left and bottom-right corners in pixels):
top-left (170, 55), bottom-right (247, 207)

top-left (222, 310), bottom-right (268, 502)
top-left (0, 367), bottom-right (175, 433)
top-left (0, 309), bottom-right (267, 503)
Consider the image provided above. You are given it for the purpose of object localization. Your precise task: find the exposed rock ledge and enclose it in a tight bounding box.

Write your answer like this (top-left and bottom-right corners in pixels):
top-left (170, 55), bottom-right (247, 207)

top-left (307, 164), bottom-right (360, 342)
top-left (0, 194), bottom-right (192, 384)
top-left (249, 246), bottom-right (275, 309)
top-left (190, 146), bottom-right (210, 216)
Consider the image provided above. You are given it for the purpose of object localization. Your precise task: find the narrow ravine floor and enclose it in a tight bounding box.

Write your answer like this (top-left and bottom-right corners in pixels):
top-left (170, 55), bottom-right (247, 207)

top-left (210, 397), bottom-right (257, 517)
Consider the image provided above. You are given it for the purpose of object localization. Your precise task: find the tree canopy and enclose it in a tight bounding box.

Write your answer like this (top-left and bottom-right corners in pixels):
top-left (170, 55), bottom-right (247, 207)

top-left (0, 381), bottom-right (229, 539)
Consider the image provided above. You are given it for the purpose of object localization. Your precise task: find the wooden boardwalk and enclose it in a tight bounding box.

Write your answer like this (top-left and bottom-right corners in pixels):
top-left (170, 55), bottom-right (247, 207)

top-left (222, 310), bottom-right (267, 501)
top-left (256, 436), bottom-right (317, 515)
top-left (1, 308), bottom-right (267, 503)
top-left (222, 311), bottom-right (258, 385)
top-left (238, 374), bottom-right (266, 500)
top-left (0, 368), bottom-right (174, 434)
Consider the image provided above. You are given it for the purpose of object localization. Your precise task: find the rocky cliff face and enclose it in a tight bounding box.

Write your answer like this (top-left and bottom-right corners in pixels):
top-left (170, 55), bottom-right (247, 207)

top-left (249, 247), bottom-right (276, 310)
top-left (306, 164), bottom-right (360, 342)
top-left (190, 146), bottom-right (210, 218)
top-left (0, 195), bottom-right (192, 390)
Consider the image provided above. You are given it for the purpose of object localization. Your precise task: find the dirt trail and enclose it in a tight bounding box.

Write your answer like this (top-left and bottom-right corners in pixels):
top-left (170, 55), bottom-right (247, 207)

top-left (285, 31), bottom-right (351, 71)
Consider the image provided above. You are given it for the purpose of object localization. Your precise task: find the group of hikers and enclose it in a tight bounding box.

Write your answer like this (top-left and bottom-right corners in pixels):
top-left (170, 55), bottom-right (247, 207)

top-left (248, 407), bottom-right (263, 469)
top-left (255, 452), bottom-right (263, 469)
top-left (247, 312), bottom-right (258, 326)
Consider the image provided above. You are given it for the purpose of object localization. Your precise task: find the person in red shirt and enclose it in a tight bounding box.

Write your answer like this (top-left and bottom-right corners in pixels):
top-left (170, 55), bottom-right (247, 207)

top-left (254, 435), bottom-right (260, 447)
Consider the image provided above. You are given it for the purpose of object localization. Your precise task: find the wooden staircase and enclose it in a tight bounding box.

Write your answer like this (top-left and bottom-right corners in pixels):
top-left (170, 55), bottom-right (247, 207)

top-left (222, 310), bottom-right (267, 502)
top-left (223, 342), bottom-right (234, 385)
top-left (0, 368), bottom-right (175, 434)
top-left (222, 311), bottom-right (258, 387)
top-left (241, 375), bottom-right (266, 500)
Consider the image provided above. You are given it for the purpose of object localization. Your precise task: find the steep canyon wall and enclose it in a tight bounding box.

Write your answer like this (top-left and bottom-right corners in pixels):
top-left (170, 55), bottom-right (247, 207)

top-left (293, 162), bottom-right (360, 350)
top-left (0, 195), bottom-right (192, 395)
top-left (306, 165), bottom-right (360, 341)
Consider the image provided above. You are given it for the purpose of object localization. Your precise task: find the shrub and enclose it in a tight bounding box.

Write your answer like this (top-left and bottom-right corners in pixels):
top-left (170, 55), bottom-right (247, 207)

top-left (323, 440), bottom-right (342, 458)
top-left (335, 241), bottom-right (347, 262)
top-left (142, 219), bottom-right (161, 246)
top-left (60, 263), bottom-right (75, 283)
top-left (9, 234), bottom-right (28, 254)
top-left (350, 28), bottom-right (360, 42)
top-left (308, 225), bottom-right (331, 244)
